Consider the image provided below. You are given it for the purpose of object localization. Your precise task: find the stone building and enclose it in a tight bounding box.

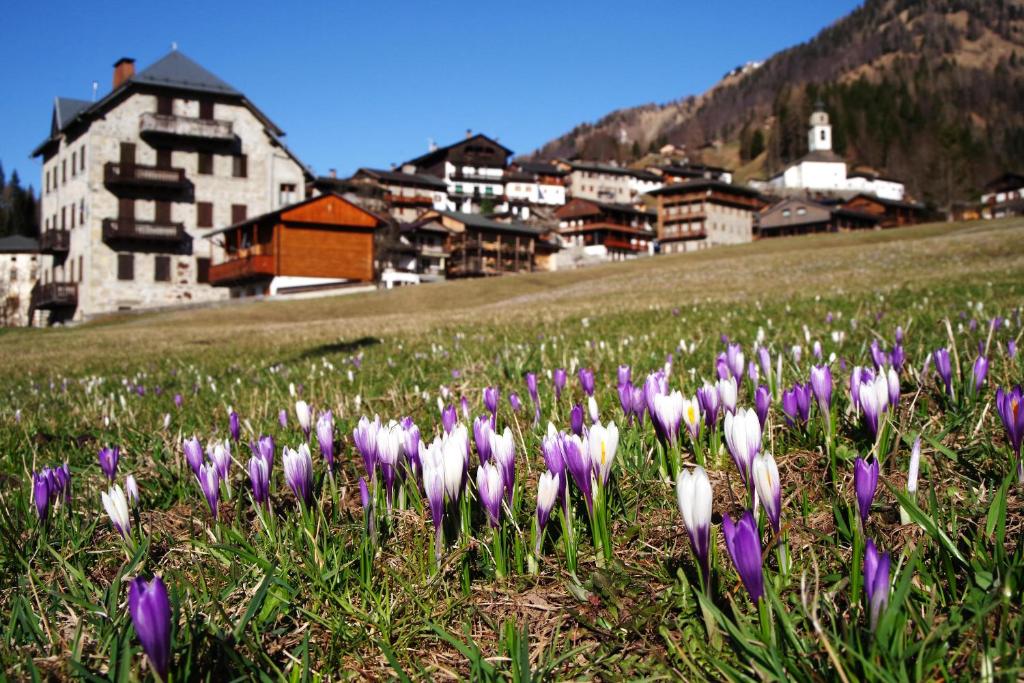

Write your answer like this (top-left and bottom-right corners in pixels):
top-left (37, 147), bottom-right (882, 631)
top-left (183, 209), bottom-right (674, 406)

top-left (0, 235), bottom-right (44, 327)
top-left (31, 50), bottom-right (310, 322)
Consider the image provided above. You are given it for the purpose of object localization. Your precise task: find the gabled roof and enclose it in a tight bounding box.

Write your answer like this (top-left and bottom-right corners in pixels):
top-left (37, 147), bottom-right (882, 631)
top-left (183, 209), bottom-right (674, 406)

top-left (515, 161), bottom-right (569, 177)
top-left (404, 133), bottom-right (513, 170)
top-left (569, 161), bottom-right (661, 182)
top-left (434, 210), bottom-right (542, 236)
top-left (557, 197), bottom-right (654, 218)
top-left (0, 234), bottom-right (40, 253)
top-left (648, 178), bottom-right (763, 199)
top-left (353, 167), bottom-right (448, 191)
top-left (204, 192), bottom-right (380, 238)
top-left (54, 98), bottom-right (91, 131)
top-left (983, 172), bottom-right (1024, 194)
top-left (844, 193), bottom-right (925, 210)
top-left (131, 51), bottom-right (241, 96)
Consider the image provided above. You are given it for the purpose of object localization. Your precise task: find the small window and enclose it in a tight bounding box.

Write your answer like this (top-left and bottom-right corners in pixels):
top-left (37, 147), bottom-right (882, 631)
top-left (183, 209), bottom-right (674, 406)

top-left (198, 152), bottom-right (213, 175)
top-left (71, 151), bottom-right (77, 176)
top-left (157, 95), bottom-right (173, 116)
top-left (155, 201), bottom-right (171, 224)
top-left (117, 254), bottom-right (134, 281)
top-left (154, 256), bottom-right (171, 282)
top-left (197, 202), bottom-right (213, 228)
top-left (62, 159), bottom-right (67, 184)
top-left (156, 149), bottom-right (172, 170)
top-left (196, 257), bottom-right (211, 284)
top-left (78, 255), bottom-right (83, 283)
top-left (820, 130), bottom-right (826, 141)
top-left (231, 204), bottom-right (247, 224)
top-left (278, 183), bottom-right (297, 206)
top-left (199, 100), bottom-right (214, 120)
top-left (796, 207), bottom-right (807, 216)
top-left (80, 146), bottom-right (86, 172)
top-left (232, 155), bottom-right (247, 178)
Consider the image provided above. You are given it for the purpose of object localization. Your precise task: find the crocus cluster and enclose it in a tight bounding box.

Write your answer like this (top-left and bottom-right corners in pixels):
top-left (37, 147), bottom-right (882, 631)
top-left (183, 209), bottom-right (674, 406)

top-left (32, 462), bottom-right (72, 522)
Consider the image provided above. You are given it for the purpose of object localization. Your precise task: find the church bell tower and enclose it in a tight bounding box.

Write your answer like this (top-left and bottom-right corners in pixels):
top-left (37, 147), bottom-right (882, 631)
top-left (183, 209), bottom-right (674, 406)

top-left (808, 101), bottom-right (832, 153)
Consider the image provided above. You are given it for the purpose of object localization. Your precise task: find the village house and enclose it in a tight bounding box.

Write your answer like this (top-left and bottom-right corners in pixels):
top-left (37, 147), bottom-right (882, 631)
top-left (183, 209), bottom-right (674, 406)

top-left (505, 161), bottom-right (569, 207)
top-left (841, 193), bottom-right (926, 228)
top-left (757, 197), bottom-right (878, 238)
top-left (555, 198), bottom-right (655, 267)
top-left (979, 172), bottom-right (1024, 219)
top-left (649, 179), bottom-right (766, 254)
top-left (315, 167), bottom-right (448, 223)
top-left (0, 235), bottom-right (45, 327)
top-left (205, 193), bottom-right (380, 298)
top-left (401, 133), bottom-right (511, 214)
top-left (31, 50), bottom-right (311, 323)
top-left (409, 210), bottom-right (546, 278)
top-left (561, 161), bottom-right (663, 203)
top-left (656, 163), bottom-right (733, 185)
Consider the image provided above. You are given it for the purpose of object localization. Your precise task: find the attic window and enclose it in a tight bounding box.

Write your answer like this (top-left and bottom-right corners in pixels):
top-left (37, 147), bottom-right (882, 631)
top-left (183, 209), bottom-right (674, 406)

top-left (782, 209), bottom-right (791, 217)
top-left (797, 207), bottom-right (807, 216)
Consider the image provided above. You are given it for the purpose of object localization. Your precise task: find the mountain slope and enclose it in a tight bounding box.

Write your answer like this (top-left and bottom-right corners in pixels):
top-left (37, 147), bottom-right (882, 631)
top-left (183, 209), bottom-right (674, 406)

top-left (529, 0), bottom-right (1024, 206)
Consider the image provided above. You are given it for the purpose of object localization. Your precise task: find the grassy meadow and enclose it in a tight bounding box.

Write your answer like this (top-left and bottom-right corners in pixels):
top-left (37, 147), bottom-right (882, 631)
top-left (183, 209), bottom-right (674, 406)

top-left (1, 218), bottom-right (1024, 681)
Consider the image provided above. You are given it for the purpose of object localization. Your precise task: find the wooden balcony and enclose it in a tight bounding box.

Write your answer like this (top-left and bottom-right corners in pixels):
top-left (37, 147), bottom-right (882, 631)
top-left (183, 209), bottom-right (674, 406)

top-left (31, 282), bottom-right (77, 309)
top-left (102, 218), bottom-right (187, 248)
top-left (39, 230), bottom-right (70, 255)
top-left (139, 112), bottom-right (235, 147)
top-left (104, 162), bottom-right (189, 193)
top-left (605, 236), bottom-right (649, 252)
top-left (384, 193), bottom-right (435, 206)
top-left (209, 254), bottom-right (276, 286)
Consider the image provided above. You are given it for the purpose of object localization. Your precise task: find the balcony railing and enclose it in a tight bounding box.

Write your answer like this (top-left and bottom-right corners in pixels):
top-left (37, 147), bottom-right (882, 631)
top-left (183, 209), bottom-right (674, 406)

top-left (605, 236), bottom-right (649, 252)
top-left (209, 254), bottom-right (276, 286)
top-left (384, 193), bottom-right (435, 206)
top-left (139, 112), bottom-right (234, 142)
top-left (39, 230), bottom-right (70, 254)
top-left (31, 282), bottom-right (78, 309)
top-left (104, 162), bottom-right (188, 191)
top-left (103, 218), bottom-right (187, 245)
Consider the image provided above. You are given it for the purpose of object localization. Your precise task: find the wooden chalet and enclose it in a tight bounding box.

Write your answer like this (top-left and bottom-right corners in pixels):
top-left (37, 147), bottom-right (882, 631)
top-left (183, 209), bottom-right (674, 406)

top-left (411, 210), bottom-right (544, 278)
top-left (555, 197), bottom-right (655, 258)
top-left (841, 193), bottom-right (926, 228)
top-left (980, 172), bottom-right (1024, 219)
top-left (205, 193), bottom-right (380, 296)
top-left (758, 198), bottom-right (878, 238)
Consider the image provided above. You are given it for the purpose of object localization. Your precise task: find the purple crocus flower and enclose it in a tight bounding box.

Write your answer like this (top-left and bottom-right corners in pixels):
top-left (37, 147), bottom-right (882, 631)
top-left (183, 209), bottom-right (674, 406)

top-left (208, 441), bottom-right (232, 481)
top-left (229, 411), bottom-right (240, 443)
top-left (282, 444), bottom-right (314, 508)
top-left (781, 384), bottom-right (809, 428)
top-left (971, 355), bottom-right (988, 392)
top-left (726, 343), bottom-right (745, 383)
top-left (870, 340), bottom-right (888, 370)
top-left (724, 408), bottom-right (762, 487)
top-left (863, 539), bottom-right (891, 631)
top-left (932, 348), bottom-right (953, 397)
top-left (697, 382), bottom-right (720, 430)
top-left (747, 361), bottom-right (759, 385)
top-left (358, 477), bottom-right (370, 512)
top-left (483, 386), bottom-right (500, 415)
top-left (477, 462), bottom-right (504, 528)
top-left (757, 347), bottom-right (771, 381)
top-left (676, 466), bottom-right (712, 582)
top-left (630, 385), bottom-right (646, 424)
top-left (173, 393), bottom-right (183, 408)
top-left (441, 404), bottom-right (458, 433)
top-left (536, 471), bottom-right (559, 549)
top-left (643, 371), bottom-right (669, 435)
top-left (809, 365), bottom-right (833, 419)
top-left (401, 417), bottom-right (421, 476)
top-left (33, 472), bottom-right (50, 521)
top-left (247, 456), bottom-right (269, 506)
top-left (525, 372), bottom-right (541, 423)
top-left (197, 464), bottom-right (220, 519)
top-left (891, 344), bottom-right (905, 373)
top-left (715, 354), bottom-right (731, 380)
top-left (578, 368), bottom-right (595, 397)
top-left (617, 382), bottom-right (634, 420)
top-left (473, 415), bottom-right (494, 464)
top-left (886, 367), bottom-right (900, 408)
top-left (316, 410), bottom-right (335, 470)
top-left (55, 462), bottom-right (72, 504)
top-left (509, 392), bottom-right (523, 414)
top-left (183, 437), bottom-right (204, 477)
top-left (98, 446), bottom-right (120, 482)
top-left (460, 395), bottom-right (471, 421)
top-left (722, 510), bottom-right (764, 604)
top-left (278, 409), bottom-right (288, 428)
top-left (553, 368), bottom-right (567, 400)
top-left (617, 364), bottom-right (631, 387)
top-left (128, 576), bottom-right (172, 681)
top-left (754, 385), bottom-right (771, 428)
top-left (570, 403), bottom-right (584, 436)
top-left (250, 435), bottom-right (275, 472)
top-left (859, 375), bottom-right (889, 439)
top-left (996, 386), bottom-right (1024, 480)
top-left (1009, 340), bottom-right (1018, 360)
top-left (854, 456), bottom-right (879, 526)
top-left (561, 432), bottom-right (593, 513)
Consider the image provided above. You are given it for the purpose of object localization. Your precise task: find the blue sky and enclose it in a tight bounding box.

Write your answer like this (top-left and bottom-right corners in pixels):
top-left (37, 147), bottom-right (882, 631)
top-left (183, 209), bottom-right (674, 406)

top-left (0, 0), bottom-right (861, 186)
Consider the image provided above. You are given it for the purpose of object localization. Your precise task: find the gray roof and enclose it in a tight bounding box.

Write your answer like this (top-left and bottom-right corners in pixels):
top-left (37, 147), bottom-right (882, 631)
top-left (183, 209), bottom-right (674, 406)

top-left (131, 51), bottom-right (242, 96)
top-left (0, 234), bottom-right (40, 253)
top-left (54, 98), bottom-right (91, 130)
top-left (570, 161), bottom-right (661, 182)
top-left (438, 210), bottom-right (542, 236)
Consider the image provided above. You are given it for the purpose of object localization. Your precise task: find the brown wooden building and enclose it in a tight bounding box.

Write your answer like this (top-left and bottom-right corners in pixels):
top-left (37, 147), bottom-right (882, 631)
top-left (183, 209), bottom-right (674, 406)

top-left (758, 198), bottom-right (878, 238)
top-left (411, 210), bottom-right (544, 278)
top-left (555, 198), bottom-right (655, 258)
top-left (841, 193), bottom-right (926, 228)
top-left (205, 193), bottom-right (380, 297)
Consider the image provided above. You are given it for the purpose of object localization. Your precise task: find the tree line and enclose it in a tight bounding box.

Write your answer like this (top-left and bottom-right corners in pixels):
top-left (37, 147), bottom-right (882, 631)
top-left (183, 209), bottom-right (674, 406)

top-left (0, 162), bottom-right (39, 239)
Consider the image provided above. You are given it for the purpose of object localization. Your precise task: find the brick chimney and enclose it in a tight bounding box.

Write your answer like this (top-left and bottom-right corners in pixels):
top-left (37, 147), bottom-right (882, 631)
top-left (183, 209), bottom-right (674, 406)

top-left (113, 57), bottom-right (135, 89)
top-left (465, 128), bottom-right (472, 139)
top-left (328, 168), bottom-right (337, 179)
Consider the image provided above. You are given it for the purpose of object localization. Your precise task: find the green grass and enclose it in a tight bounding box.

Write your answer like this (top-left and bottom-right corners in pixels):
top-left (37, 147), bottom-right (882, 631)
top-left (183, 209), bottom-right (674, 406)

top-left (1, 218), bottom-right (1023, 680)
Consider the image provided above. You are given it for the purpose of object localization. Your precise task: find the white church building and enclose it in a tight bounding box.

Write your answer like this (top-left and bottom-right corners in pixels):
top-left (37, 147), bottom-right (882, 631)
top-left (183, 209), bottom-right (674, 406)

top-left (764, 104), bottom-right (906, 201)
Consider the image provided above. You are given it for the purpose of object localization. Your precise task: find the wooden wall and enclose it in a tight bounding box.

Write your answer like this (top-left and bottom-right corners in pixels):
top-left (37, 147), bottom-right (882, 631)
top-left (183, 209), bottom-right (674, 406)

top-left (276, 225), bottom-right (374, 281)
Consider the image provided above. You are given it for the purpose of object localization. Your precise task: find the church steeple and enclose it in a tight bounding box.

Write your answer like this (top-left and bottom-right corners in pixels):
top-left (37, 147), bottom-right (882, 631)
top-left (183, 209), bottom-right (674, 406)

top-left (808, 101), bottom-right (832, 153)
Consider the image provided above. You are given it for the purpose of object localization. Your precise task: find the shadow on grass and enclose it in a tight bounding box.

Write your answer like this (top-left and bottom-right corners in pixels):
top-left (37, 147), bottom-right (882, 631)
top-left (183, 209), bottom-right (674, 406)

top-left (296, 336), bottom-right (382, 359)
